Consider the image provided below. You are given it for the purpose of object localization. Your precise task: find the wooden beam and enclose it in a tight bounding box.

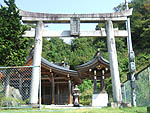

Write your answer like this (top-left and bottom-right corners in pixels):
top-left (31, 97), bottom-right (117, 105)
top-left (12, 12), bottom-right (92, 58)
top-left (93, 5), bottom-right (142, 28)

top-left (54, 77), bottom-right (68, 80)
top-left (41, 71), bottom-right (51, 75)
top-left (54, 81), bottom-right (68, 84)
top-left (23, 30), bottom-right (128, 38)
top-left (41, 76), bottom-right (68, 80)
top-left (83, 72), bottom-right (93, 80)
top-left (19, 9), bottom-right (133, 23)
top-left (24, 58), bottom-right (33, 66)
top-left (41, 78), bottom-right (51, 81)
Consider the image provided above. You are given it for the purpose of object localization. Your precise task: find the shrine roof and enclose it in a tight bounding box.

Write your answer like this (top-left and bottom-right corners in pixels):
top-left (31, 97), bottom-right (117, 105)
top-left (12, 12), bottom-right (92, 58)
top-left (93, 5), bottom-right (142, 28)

top-left (41, 57), bottom-right (78, 76)
top-left (76, 51), bottom-right (110, 79)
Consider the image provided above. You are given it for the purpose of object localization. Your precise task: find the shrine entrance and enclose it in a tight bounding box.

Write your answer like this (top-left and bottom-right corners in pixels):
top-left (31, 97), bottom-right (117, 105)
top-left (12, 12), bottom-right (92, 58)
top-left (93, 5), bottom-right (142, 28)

top-left (41, 82), bottom-right (52, 105)
top-left (41, 82), bottom-right (69, 105)
top-left (20, 1), bottom-right (136, 106)
top-left (25, 52), bottom-right (81, 105)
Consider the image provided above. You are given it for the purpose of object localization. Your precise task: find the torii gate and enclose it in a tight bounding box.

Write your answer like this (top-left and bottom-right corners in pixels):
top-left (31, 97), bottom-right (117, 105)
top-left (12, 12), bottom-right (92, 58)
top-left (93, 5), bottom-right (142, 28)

top-left (20, 7), bottom-right (133, 106)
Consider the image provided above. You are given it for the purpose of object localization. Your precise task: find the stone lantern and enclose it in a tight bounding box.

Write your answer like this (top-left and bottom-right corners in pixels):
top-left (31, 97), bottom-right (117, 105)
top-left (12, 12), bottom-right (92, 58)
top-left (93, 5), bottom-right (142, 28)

top-left (73, 85), bottom-right (80, 107)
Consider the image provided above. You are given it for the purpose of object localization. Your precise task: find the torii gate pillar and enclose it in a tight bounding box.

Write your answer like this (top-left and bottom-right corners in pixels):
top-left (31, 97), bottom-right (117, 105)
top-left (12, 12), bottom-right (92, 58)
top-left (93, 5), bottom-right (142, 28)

top-left (105, 20), bottom-right (122, 103)
top-left (30, 21), bottom-right (43, 104)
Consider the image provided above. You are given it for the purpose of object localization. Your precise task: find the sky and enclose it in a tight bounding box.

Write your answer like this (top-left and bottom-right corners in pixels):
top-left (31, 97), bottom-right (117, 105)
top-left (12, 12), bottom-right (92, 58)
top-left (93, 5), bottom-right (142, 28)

top-left (15, 0), bottom-right (124, 14)
top-left (0, 0), bottom-right (128, 30)
top-left (0, 0), bottom-right (130, 44)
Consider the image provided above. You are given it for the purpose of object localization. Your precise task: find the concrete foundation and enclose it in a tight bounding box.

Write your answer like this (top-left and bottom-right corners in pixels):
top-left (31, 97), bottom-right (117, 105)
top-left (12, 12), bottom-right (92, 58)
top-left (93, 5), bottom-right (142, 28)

top-left (92, 93), bottom-right (108, 107)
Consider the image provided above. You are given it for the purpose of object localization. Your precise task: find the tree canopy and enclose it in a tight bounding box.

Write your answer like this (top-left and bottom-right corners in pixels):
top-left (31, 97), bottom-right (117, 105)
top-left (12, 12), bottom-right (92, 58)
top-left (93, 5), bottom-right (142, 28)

top-left (114, 0), bottom-right (150, 71)
top-left (0, 0), bottom-right (31, 66)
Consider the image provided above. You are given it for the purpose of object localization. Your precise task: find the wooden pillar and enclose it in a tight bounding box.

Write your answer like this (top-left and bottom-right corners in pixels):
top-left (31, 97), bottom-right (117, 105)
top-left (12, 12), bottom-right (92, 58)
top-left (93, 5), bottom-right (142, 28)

top-left (57, 84), bottom-right (60, 104)
top-left (94, 76), bottom-right (97, 93)
top-left (100, 70), bottom-right (105, 92)
top-left (30, 21), bottom-right (43, 104)
top-left (100, 76), bottom-right (105, 92)
top-left (43, 85), bottom-right (45, 104)
top-left (51, 75), bottom-right (55, 104)
top-left (68, 79), bottom-right (72, 104)
top-left (93, 70), bottom-right (97, 93)
top-left (105, 20), bottom-right (122, 103)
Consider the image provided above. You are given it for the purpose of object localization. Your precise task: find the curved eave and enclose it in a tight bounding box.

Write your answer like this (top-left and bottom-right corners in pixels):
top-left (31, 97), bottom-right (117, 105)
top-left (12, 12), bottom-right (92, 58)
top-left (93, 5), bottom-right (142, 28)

top-left (41, 58), bottom-right (78, 76)
top-left (41, 58), bottom-right (82, 84)
top-left (77, 55), bottom-right (109, 72)
top-left (97, 55), bottom-right (109, 66)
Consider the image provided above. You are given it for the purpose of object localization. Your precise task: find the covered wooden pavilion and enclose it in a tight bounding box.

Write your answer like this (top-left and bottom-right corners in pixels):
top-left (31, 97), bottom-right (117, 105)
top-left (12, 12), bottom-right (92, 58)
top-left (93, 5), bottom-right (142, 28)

top-left (25, 51), bottom-right (81, 105)
top-left (24, 50), bottom-right (110, 105)
top-left (77, 51), bottom-right (110, 93)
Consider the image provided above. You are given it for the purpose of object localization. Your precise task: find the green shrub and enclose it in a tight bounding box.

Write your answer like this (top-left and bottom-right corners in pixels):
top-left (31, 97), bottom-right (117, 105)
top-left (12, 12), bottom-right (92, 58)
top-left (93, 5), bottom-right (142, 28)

top-left (80, 99), bottom-right (91, 105)
top-left (0, 97), bottom-right (25, 107)
top-left (79, 89), bottom-right (93, 105)
top-left (24, 98), bottom-right (30, 104)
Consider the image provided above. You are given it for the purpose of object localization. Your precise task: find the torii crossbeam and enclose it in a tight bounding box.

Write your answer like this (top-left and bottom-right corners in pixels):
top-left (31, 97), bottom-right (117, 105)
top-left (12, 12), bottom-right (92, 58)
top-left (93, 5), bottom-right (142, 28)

top-left (20, 9), bottom-right (133, 23)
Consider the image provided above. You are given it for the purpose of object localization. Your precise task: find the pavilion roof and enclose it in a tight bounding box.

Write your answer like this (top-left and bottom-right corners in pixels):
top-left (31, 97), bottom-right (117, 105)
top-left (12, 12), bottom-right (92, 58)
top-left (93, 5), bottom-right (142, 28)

top-left (25, 49), bottom-right (110, 81)
top-left (76, 51), bottom-right (110, 80)
top-left (41, 57), bottom-right (82, 84)
top-left (25, 50), bottom-right (81, 84)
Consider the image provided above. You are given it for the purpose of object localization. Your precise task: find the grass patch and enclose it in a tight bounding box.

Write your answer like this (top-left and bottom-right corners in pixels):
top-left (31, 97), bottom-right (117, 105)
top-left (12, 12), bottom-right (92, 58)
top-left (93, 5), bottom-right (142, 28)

top-left (0, 107), bottom-right (147, 113)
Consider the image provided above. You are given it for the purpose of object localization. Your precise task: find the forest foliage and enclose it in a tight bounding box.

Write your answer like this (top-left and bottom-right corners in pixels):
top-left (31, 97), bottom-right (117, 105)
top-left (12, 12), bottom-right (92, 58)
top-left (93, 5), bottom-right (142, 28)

top-left (0, 0), bottom-right (32, 66)
top-left (0, 0), bottom-right (150, 103)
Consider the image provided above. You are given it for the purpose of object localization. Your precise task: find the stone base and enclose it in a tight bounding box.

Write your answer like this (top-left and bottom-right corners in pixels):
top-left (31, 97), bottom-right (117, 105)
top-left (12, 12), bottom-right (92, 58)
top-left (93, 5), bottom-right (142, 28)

top-left (92, 93), bottom-right (108, 107)
top-left (121, 102), bottom-right (131, 108)
top-left (68, 104), bottom-right (73, 106)
top-left (28, 103), bottom-right (40, 108)
top-left (109, 102), bottom-right (121, 108)
top-left (109, 102), bottom-right (131, 108)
